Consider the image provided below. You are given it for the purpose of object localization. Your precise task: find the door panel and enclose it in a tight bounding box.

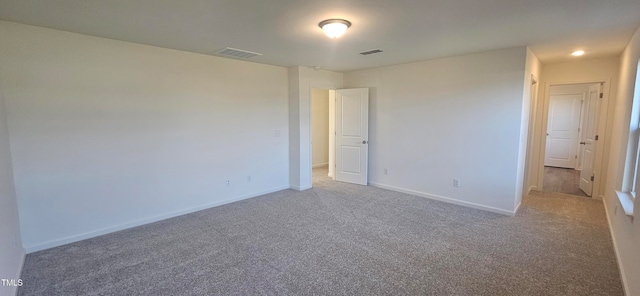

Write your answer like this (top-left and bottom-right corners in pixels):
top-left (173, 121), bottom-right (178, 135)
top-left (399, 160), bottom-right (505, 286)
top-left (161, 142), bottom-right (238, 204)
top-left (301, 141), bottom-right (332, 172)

top-left (545, 93), bottom-right (582, 168)
top-left (579, 84), bottom-right (600, 196)
top-left (342, 96), bottom-right (363, 137)
top-left (336, 88), bottom-right (369, 185)
top-left (341, 146), bottom-right (362, 173)
top-left (547, 139), bottom-right (571, 159)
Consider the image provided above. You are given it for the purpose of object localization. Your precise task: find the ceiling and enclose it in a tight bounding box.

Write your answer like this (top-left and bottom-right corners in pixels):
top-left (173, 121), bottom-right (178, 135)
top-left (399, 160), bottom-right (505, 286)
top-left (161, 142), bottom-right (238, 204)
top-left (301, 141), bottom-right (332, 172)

top-left (0, 0), bottom-right (639, 72)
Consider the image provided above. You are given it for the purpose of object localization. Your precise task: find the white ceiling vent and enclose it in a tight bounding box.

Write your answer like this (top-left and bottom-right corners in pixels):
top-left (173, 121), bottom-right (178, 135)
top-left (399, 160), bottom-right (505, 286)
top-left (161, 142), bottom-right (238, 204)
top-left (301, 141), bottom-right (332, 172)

top-left (360, 49), bottom-right (383, 55)
top-left (216, 47), bottom-right (262, 59)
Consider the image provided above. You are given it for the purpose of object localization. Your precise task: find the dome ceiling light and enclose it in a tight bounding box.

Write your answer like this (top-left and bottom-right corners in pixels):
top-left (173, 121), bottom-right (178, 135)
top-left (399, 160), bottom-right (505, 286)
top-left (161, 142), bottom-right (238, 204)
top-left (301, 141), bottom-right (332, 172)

top-left (319, 19), bottom-right (352, 38)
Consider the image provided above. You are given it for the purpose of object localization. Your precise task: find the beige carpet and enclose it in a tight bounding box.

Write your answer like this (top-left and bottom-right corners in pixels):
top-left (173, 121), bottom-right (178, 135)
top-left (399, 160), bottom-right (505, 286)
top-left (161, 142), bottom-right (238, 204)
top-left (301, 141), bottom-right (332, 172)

top-left (18, 168), bottom-right (623, 295)
top-left (543, 166), bottom-right (588, 197)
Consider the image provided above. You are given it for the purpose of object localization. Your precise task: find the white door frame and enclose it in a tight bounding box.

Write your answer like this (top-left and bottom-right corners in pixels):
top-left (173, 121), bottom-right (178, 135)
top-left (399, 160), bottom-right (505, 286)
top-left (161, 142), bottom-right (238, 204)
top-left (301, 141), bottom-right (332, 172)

top-left (523, 75), bottom-right (538, 193)
top-left (534, 79), bottom-right (611, 199)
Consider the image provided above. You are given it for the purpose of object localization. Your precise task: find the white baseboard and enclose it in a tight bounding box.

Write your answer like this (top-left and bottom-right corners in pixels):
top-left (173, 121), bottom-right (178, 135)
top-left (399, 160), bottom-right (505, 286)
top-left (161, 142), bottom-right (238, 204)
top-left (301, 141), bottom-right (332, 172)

top-left (25, 185), bottom-right (289, 253)
top-left (528, 185), bottom-right (537, 195)
top-left (290, 184), bottom-right (312, 191)
top-left (602, 196), bottom-right (630, 296)
top-left (312, 163), bottom-right (328, 168)
top-left (368, 182), bottom-right (516, 216)
top-left (514, 201), bottom-right (522, 214)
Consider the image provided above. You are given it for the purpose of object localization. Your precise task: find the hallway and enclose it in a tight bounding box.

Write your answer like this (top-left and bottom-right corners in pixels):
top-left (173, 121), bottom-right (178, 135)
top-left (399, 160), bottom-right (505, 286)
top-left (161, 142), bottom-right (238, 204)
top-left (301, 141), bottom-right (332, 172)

top-left (542, 166), bottom-right (588, 197)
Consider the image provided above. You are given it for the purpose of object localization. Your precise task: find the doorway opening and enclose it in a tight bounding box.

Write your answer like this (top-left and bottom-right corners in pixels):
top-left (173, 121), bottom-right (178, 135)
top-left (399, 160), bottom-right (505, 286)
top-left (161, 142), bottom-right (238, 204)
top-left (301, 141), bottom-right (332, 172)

top-left (542, 82), bottom-right (602, 197)
top-left (309, 87), bottom-right (370, 187)
top-left (311, 88), bottom-right (333, 185)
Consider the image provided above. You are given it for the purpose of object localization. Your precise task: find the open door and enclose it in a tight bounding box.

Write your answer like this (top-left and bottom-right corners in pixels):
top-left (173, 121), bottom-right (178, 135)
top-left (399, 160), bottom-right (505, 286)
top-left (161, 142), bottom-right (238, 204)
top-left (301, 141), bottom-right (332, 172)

top-left (335, 88), bottom-right (369, 185)
top-left (545, 93), bottom-right (582, 168)
top-left (579, 84), bottom-right (601, 196)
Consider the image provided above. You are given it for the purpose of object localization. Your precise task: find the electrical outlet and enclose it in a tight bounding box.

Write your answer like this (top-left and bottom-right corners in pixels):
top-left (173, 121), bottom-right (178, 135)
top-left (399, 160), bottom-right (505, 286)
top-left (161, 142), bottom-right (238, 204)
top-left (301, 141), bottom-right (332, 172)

top-left (384, 168), bottom-right (389, 175)
top-left (247, 176), bottom-right (251, 182)
top-left (226, 180), bottom-right (231, 186)
top-left (453, 179), bottom-right (461, 188)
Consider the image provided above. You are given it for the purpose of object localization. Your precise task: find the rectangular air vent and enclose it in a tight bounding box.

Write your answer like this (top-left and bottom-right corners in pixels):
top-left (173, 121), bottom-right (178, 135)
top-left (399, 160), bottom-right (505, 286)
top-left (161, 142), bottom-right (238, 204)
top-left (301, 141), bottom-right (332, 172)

top-left (216, 47), bottom-right (262, 59)
top-left (360, 49), bottom-right (383, 55)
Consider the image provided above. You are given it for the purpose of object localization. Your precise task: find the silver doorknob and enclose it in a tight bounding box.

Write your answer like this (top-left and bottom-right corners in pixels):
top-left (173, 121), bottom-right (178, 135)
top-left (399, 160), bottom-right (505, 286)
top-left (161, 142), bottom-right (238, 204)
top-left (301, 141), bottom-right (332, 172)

top-left (362, 140), bottom-right (368, 144)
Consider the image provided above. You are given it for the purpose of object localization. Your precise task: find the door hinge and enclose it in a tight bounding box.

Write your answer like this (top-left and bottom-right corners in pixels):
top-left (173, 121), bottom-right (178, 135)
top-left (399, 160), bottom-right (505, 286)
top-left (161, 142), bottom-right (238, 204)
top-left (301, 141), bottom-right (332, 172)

top-left (595, 135), bottom-right (599, 141)
top-left (591, 176), bottom-right (595, 181)
top-left (599, 93), bottom-right (603, 98)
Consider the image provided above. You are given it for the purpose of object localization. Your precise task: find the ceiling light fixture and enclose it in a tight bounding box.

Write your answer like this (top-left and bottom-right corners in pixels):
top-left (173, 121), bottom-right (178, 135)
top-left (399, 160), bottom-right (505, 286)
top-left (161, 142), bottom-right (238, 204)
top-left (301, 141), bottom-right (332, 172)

top-left (571, 50), bottom-right (585, 57)
top-left (319, 19), bottom-right (351, 38)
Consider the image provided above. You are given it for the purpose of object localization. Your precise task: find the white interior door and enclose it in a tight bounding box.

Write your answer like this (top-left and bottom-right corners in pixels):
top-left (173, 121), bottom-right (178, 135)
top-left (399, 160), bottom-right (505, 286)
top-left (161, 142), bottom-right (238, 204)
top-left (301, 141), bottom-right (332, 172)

top-left (545, 93), bottom-right (582, 168)
top-left (335, 88), bottom-right (369, 185)
top-left (579, 84), bottom-right (600, 196)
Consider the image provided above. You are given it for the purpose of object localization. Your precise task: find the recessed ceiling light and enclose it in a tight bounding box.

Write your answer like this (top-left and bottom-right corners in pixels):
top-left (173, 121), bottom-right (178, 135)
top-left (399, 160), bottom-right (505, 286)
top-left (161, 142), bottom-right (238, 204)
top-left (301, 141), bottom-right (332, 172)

top-left (571, 50), bottom-right (585, 56)
top-left (318, 19), bottom-right (351, 38)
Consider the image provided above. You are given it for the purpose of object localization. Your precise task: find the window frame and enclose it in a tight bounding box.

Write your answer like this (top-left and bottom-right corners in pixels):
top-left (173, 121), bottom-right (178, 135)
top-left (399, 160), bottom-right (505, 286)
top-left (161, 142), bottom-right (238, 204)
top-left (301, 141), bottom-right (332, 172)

top-left (616, 59), bottom-right (640, 218)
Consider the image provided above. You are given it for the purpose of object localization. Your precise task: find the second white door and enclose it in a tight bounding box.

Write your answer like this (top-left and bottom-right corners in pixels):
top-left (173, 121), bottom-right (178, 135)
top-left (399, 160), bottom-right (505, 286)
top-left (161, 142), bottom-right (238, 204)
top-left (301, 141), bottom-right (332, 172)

top-left (545, 93), bottom-right (582, 168)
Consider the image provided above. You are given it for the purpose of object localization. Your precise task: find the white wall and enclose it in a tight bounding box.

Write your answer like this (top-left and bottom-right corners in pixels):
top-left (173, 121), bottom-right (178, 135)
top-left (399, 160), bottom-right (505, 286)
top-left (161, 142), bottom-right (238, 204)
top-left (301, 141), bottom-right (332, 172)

top-left (288, 67), bottom-right (342, 190)
top-left (288, 68), bottom-right (302, 188)
top-left (311, 88), bottom-right (329, 167)
top-left (344, 47), bottom-right (528, 215)
top-left (531, 57), bottom-right (619, 197)
top-left (0, 21), bottom-right (290, 252)
top-left (0, 73), bottom-right (24, 296)
top-left (604, 24), bottom-right (640, 296)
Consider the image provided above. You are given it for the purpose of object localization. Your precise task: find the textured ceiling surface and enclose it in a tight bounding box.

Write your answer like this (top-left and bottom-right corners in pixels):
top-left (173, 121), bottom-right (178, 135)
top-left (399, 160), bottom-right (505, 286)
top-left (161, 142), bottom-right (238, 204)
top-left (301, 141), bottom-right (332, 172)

top-left (1, 0), bottom-right (639, 71)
